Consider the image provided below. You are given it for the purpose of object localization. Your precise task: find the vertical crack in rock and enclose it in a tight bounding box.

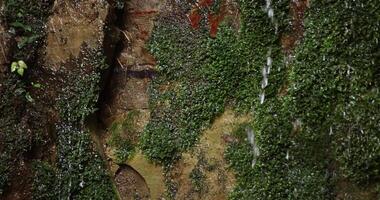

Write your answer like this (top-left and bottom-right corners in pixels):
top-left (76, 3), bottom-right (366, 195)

top-left (100, 0), bottom-right (162, 124)
top-left (96, 0), bottom-right (166, 199)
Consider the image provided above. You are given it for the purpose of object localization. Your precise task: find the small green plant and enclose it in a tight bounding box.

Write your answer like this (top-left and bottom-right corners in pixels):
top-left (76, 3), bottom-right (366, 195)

top-left (11, 60), bottom-right (27, 76)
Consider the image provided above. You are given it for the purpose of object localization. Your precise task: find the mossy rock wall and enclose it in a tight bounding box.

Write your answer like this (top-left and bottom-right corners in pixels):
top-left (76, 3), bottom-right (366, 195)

top-left (0, 0), bottom-right (379, 199)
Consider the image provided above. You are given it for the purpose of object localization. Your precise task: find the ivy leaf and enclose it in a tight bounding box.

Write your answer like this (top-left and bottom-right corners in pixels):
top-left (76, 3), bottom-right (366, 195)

top-left (25, 93), bottom-right (34, 102)
top-left (17, 68), bottom-right (24, 76)
top-left (17, 37), bottom-right (29, 49)
top-left (18, 60), bottom-right (27, 69)
top-left (11, 62), bottom-right (18, 72)
top-left (32, 82), bottom-right (42, 88)
top-left (10, 21), bottom-right (32, 32)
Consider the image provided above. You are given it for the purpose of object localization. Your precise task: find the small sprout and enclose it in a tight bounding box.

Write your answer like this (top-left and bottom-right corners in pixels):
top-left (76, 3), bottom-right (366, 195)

top-left (10, 60), bottom-right (27, 76)
top-left (31, 82), bottom-right (42, 88)
top-left (18, 60), bottom-right (27, 69)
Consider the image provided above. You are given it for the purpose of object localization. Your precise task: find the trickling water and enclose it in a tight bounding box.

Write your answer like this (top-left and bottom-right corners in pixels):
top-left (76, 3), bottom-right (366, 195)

top-left (347, 64), bottom-right (351, 76)
top-left (286, 150), bottom-right (289, 160)
top-left (268, 8), bottom-right (274, 19)
top-left (267, 56), bottom-right (272, 73)
top-left (79, 180), bottom-right (85, 188)
top-left (260, 92), bottom-right (265, 104)
top-left (247, 128), bottom-right (260, 168)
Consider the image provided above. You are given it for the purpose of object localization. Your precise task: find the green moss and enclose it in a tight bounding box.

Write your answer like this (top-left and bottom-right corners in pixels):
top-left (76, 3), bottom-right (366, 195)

top-left (55, 123), bottom-right (116, 199)
top-left (288, 0), bottom-right (380, 185)
top-left (31, 47), bottom-right (117, 199)
top-left (107, 111), bottom-right (139, 164)
top-left (146, 0), bottom-right (379, 199)
top-left (57, 47), bottom-right (108, 123)
top-left (189, 167), bottom-right (207, 194)
top-left (0, 0), bottom-right (54, 195)
top-left (0, 76), bottom-right (30, 195)
top-left (32, 162), bottom-right (58, 200)
top-left (4, 0), bottom-right (54, 61)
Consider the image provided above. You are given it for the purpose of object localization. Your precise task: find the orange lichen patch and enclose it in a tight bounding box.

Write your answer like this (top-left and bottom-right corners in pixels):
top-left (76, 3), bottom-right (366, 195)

top-left (207, 10), bottom-right (226, 38)
top-left (281, 34), bottom-right (298, 54)
top-left (290, 0), bottom-right (309, 39)
top-left (189, 9), bottom-right (202, 29)
top-left (187, 0), bottom-right (238, 38)
top-left (281, 0), bottom-right (309, 53)
top-left (199, 0), bottom-right (213, 7)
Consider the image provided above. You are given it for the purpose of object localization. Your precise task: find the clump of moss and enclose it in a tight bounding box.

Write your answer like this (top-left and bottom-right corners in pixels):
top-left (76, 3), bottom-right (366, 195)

top-left (32, 162), bottom-right (58, 200)
top-left (0, 76), bottom-right (30, 195)
top-left (33, 124), bottom-right (117, 200)
top-left (287, 0), bottom-right (380, 186)
top-left (4, 0), bottom-right (54, 61)
top-left (145, 0), bottom-right (379, 199)
top-left (32, 47), bottom-right (117, 199)
top-left (0, 0), bottom-right (54, 195)
top-left (107, 111), bottom-right (139, 164)
top-left (141, 8), bottom-right (248, 165)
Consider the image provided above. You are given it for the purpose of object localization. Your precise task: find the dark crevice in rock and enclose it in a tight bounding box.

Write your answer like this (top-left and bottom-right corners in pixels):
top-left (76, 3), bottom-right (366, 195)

top-left (96, 0), bottom-right (127, 125)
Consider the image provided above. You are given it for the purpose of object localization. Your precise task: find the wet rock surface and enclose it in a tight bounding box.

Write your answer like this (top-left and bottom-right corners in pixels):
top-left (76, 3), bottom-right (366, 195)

top-left (44, 0), bottom-right (109, 70)
top-left (168, 110), bottom-right (248, 200)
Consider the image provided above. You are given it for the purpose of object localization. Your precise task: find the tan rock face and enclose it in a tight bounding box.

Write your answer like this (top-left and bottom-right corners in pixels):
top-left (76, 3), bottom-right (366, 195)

top-left (127, 152), bottom-right (165, 199)
top-left (44, 0), bottom-right (109, 70)
top-left (169, 109), bottom-right (251, 200)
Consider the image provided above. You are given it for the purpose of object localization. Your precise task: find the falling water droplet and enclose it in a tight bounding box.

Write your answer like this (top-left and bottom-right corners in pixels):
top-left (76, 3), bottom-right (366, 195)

top-left (260, 92), bottom-right (265, 104)
top-left (79, 180), bottom-right (85, 188)
top-left (246, 128), bottom-right (260, 168)
top-left (267, 56), bottom-right (272, 67)
top-left (261, 77), bottom-right (268, 89)
top-left (268, 8), bottom-right (274, 19)
top-left (286, 150), bottom-right (289, 160)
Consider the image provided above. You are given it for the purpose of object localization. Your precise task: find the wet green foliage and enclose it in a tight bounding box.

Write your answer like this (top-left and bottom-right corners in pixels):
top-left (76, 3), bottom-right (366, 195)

top-left (288, 0), bottom-right (380, 185)
top-left (141, 15), bottom-right (242, 165)
top-left (1, 1), bottom-right (116, 198)
top-left (0, 76), bottom-right (30, 195)
top-left (57, 48), bottom-right (108, 123)
top-left (32, 48), bottom-right (117, 199)
top-left (4, 0), bottom-right (54, 61)
top-left (146, 0), bottom-right (379, 199)
top-left (32, 162), bottom-right (58, 199)
top-left (0, 0), bottom-right (53, 195)
top-left (33, 125), bottom-right (117, 200)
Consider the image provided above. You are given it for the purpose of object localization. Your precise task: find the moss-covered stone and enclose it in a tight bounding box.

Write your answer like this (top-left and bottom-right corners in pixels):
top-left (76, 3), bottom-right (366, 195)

top-left (145, 0), bottom-right (379, 199)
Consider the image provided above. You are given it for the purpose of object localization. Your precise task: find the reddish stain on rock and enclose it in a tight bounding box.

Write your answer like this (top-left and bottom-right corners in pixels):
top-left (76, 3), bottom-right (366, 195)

top-left (208, 13), bottom-right (224, 38)
top-left (189, 9), bottom-right (202, 29)
top-left (188, 0), bottom-right (230, 38)
top-left (282, 0), bottom-right (309, 53)
top-left (199, 0), bottom-right (213, 7)
top-left (129, 10), bottom-right (158, 17)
